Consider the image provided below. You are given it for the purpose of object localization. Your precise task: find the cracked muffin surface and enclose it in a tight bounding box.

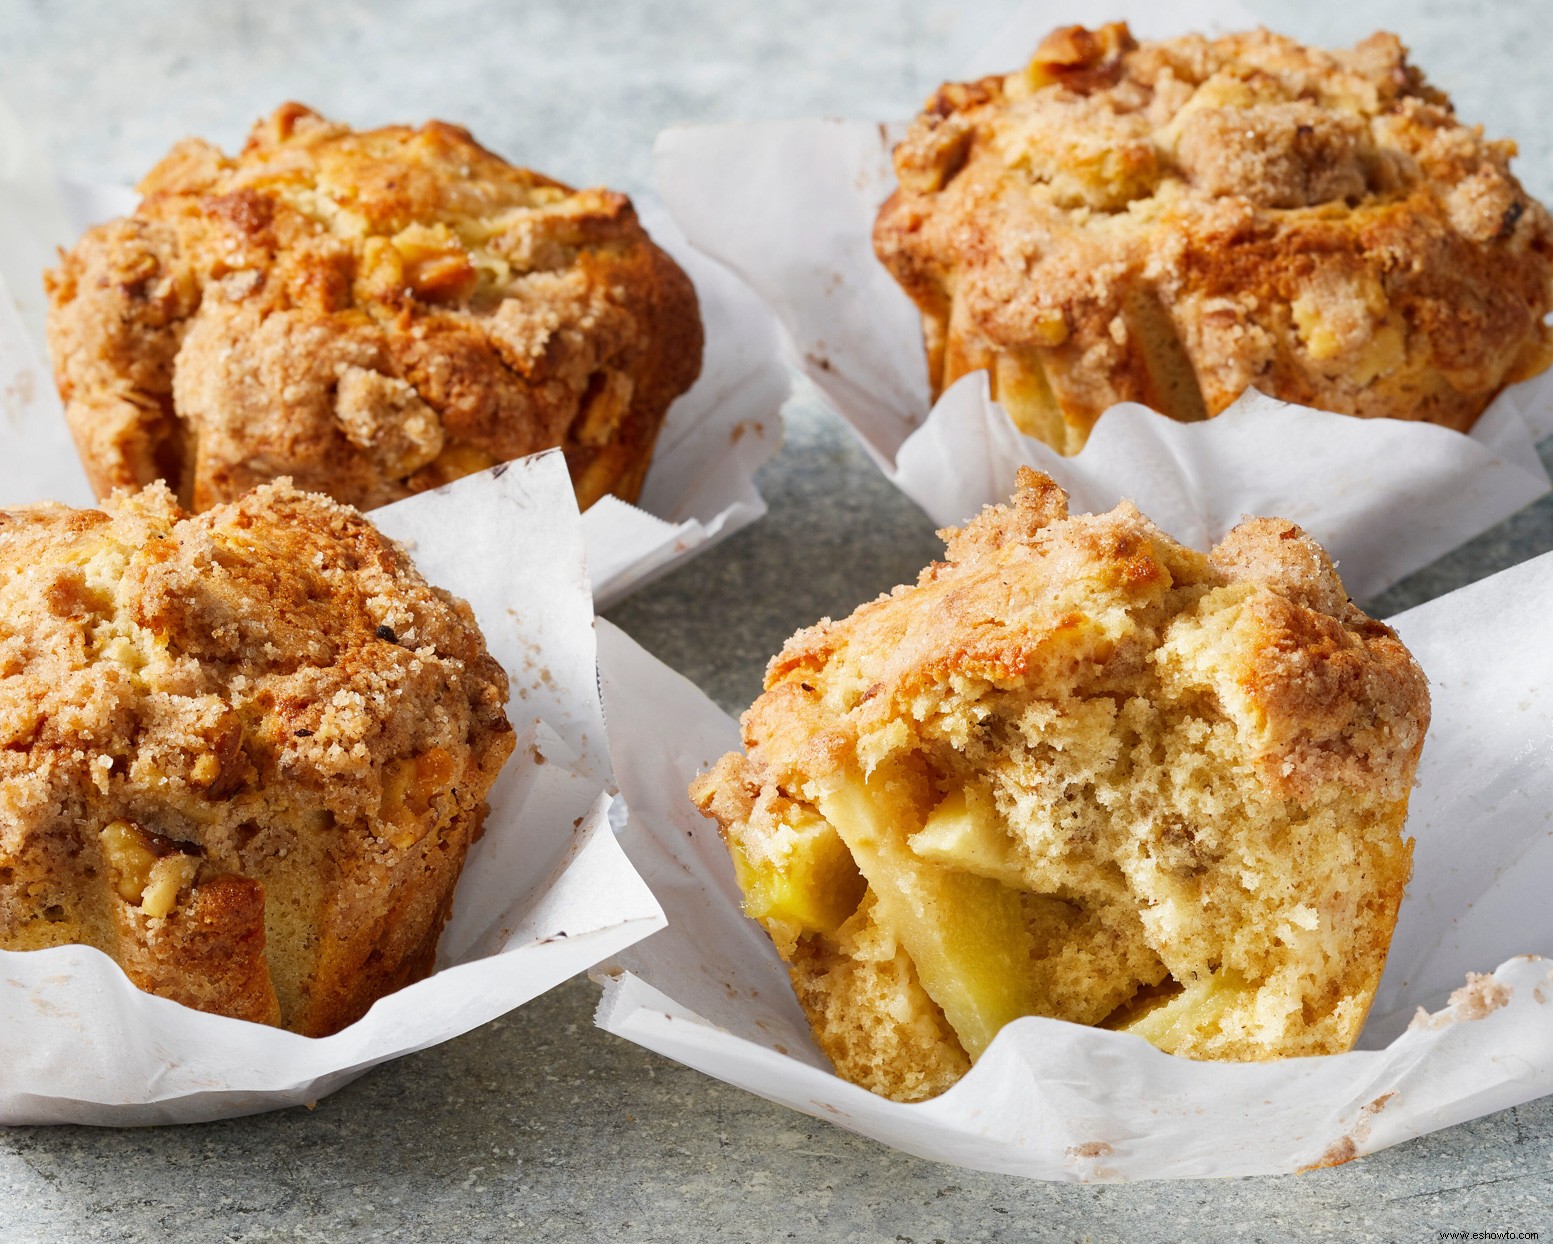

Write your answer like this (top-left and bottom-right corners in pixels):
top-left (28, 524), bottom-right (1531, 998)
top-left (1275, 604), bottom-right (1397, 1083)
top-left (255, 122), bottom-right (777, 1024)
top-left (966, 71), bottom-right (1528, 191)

top-left (46, 103), bottom-right (703, 513)
top-left (874, 24), bottom-right (1553, 453)
top-left (691, 469), bottom-right (1428, 1102)
top-left (0, 480), bottom-right (514, 1035)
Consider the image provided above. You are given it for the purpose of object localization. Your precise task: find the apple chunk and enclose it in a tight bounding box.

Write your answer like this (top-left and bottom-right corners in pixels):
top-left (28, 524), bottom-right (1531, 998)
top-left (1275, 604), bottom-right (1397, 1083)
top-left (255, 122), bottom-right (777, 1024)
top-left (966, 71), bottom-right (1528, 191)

top-left (908, 784), bottom-right (1029, 889)
top-left (814, 769), bottom-right (1043, 1060)
top-left (728, 807), bottom-right (865, 938)
top-left (1109, 972), bottom-right (1250, 1051)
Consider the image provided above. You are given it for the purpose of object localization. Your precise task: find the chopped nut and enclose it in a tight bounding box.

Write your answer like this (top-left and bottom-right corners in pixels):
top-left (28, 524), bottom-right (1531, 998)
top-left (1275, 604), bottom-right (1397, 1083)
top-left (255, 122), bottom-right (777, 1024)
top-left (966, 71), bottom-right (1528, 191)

top-left (1025, 22), bottom-right (1135, 93)
top-left (140, 855), bottom-right (199, 919)
top-left (100, 820), bottom-right (200, 914)
top-left (191, 753), bottom-right (223, 785)
top-left (101, 820), bottom-right (160, 904)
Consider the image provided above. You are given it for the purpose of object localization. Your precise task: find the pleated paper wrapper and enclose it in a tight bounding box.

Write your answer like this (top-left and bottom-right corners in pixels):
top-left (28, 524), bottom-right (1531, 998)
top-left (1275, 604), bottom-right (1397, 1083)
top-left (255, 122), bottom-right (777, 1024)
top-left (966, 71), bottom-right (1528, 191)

top-left (0, 99), bottom-right (787, 610)
top-left (0, 451), bottom-right (667, 1126)
top-left (653, 0), bottom-right (1553, 601)
top-left (592, 537), bottom-right (1553, 1178)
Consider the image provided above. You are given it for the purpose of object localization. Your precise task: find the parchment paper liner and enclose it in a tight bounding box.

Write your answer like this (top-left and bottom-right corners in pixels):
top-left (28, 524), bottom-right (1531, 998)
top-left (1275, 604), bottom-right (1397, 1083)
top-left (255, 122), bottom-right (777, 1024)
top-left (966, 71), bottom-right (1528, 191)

top-left (652, 0), bottom-right (1553, 601)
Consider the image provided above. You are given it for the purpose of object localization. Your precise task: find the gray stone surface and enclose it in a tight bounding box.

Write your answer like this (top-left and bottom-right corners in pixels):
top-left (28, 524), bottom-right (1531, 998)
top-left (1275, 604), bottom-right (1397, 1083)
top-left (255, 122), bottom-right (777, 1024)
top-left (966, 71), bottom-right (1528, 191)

top-left (3, 1), bottom-right (1553, 1239)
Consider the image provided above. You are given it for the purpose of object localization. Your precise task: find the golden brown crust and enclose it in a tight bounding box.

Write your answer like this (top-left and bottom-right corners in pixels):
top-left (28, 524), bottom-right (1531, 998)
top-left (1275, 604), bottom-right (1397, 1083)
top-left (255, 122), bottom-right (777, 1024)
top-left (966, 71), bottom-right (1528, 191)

top-left (0, 481), bottom-right (514, 1034)
top-left (753, 471), bottom-right (1425, 804)
top-left (874, 26), bottom-right (1553, 451)
top-left (46, 103), bottom-right (703, 513)
top-left (692, 469), bottom-right (1429, 1099)
top-left (112, 873), bottom-right (281, 1026)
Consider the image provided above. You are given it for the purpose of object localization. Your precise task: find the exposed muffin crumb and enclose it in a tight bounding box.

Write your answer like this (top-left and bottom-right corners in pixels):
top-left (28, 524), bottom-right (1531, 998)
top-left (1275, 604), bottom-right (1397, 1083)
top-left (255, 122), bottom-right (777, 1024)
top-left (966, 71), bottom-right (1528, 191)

top-left (46, 103), bottom-right (703, 513)
top-left (692, 469), bottom-right (1427, 1101)
top-left (0, 481), bottom-right (514, 1034)
top-left (875, 25), bottom-right (1553, 452)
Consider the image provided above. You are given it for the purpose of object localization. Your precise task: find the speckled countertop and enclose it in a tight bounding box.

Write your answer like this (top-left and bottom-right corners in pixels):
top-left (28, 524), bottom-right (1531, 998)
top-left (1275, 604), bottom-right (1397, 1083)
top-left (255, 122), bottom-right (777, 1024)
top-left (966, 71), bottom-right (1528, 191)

top-left (2, 2), bottom-right (1552, 1239)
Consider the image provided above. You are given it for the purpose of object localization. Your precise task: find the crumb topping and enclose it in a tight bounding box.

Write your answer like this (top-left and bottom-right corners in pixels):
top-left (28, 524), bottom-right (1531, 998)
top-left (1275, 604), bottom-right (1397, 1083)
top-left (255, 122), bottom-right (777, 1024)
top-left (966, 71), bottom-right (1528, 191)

top-left (0, 481), bottom-right (514, 1033)
top-left (876, 26), bottom-right (1553, 450)
top-left (46, 104), bottom-right (703, 514)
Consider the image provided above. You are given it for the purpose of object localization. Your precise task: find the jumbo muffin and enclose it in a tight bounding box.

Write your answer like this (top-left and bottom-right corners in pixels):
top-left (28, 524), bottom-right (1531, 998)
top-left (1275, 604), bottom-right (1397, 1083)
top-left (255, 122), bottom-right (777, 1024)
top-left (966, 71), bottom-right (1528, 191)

top-left (46, 103), bottom-right (703, 513)
top-left (0, 481), bottom-right (513, 1034)
top-left (874, 25), bottom-right (1553, 453)
top-left (691, 470), bottom-right (1428, 1102)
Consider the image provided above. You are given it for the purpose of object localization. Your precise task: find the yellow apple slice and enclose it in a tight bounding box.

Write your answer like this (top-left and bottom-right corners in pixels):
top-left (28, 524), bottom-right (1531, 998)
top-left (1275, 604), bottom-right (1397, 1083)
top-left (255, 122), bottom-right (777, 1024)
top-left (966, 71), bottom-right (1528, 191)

top-left (814, 768), bottom-right (1043, 1060)
top-left (727, 808), bottom-right (865, 937)
top-left (1110, 971), bottom-right (1249, 1050)
top-left (908, 784), bottom-right (1030, 889)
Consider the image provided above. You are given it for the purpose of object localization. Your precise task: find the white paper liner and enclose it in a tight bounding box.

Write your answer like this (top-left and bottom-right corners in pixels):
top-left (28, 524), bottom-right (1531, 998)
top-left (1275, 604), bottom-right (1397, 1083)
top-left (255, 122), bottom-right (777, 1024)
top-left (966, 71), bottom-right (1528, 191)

top-left (586, 200), bottom-right (787, 607)
top-left (0, 451), bottom-right (667, 1126)
top-left (591, 533), bottom-right (1553, 1179)
top-left (0, 98), bottom-right (787, 610)
top-left (653, 0), bottom-right (1553, 601)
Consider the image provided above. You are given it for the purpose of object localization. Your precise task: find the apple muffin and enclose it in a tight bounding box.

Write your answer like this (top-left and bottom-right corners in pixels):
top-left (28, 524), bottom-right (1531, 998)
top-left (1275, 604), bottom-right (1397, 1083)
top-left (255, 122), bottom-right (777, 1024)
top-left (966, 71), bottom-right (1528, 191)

top-left (691, 469), bottom-right (1428, 1102)
top-left (874, 24), bottom-right (1553, 453)
top-left (0, 480), bottom-right (514, 1034)
top-left (46, 103), bottom-right (703, 513)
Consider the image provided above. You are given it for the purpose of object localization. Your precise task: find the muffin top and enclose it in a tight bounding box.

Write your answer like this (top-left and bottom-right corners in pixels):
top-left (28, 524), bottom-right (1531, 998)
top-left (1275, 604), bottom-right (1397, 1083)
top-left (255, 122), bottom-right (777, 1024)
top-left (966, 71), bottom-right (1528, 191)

top-left (875, 25), bottom-right (1553, 445)
top-left (0, 479), bottom-right (511, 837)
top-left (46, 103), bottom-right (703, 512)
top-left (742, 467), bottom-right (1429, 808)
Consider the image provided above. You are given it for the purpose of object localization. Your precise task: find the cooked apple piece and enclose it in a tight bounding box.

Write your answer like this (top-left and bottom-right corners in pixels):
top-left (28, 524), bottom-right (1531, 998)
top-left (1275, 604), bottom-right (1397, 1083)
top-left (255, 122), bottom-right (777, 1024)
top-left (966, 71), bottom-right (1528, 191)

top-left (814, 769), bottom-right (1043, 1059)
top-left (728, 807), bottom-right (865, 938)
top-left (908, 784), bottom-right (1029, 889)
top-left (1109, 971), bottom-right (1250, 1050)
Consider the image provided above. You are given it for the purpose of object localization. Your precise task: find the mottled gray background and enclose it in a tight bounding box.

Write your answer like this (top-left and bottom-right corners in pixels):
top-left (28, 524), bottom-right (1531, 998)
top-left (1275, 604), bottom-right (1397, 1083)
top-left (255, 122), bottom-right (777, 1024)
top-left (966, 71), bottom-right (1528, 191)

top-left (3, 1), bottom-right (1552, 1239)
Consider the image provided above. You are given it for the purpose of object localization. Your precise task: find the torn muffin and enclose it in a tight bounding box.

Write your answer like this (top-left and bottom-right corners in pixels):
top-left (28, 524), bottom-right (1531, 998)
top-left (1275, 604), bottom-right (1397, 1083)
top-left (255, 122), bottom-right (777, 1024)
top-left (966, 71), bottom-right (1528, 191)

top-left (692, 469), bottom-right (1427, 1101)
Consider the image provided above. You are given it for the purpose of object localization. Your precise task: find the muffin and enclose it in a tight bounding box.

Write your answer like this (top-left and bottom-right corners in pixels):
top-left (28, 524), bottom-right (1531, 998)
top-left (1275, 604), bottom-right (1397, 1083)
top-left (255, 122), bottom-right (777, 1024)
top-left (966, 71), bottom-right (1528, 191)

top-left (45, 103), bottom-right (703, 513)
top-left (691, 469), bottom-right (1428, 1102)
top-left (874, 24), bottom-right (1553, 453)
top-left (0, 481), bottom-right (514, 1034)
